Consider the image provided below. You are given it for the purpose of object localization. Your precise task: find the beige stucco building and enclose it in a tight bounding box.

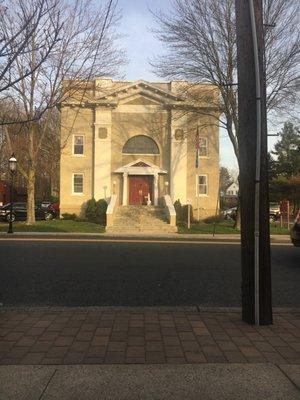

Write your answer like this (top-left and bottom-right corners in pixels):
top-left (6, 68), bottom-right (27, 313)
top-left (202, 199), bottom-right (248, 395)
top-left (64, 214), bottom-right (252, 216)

top-left (60, 79), bottom-right (220, 220)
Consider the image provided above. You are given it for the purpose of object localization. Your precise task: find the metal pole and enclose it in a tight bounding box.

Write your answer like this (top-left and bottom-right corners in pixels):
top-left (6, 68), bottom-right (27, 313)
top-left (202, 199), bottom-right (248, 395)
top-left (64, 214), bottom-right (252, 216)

top-left (188, 203), bottom-right (191, 229)
top-left (197, 184), bottom-right (199, 221)
top-left (249, 0), bottom-right (261, 326)
top-left (287, 201), bottom-right (290, 229)
top-left (7, 173), bottom-right (14, 234)
top-left (236, 0), bottom-right (272, 325)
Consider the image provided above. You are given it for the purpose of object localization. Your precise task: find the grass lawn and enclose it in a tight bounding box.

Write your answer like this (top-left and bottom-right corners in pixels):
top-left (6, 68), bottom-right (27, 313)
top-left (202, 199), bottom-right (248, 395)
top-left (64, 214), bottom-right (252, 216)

top-left (178, 220), bottom-right (290, 235)
top-left (0, 219), bottom-right (105, 233)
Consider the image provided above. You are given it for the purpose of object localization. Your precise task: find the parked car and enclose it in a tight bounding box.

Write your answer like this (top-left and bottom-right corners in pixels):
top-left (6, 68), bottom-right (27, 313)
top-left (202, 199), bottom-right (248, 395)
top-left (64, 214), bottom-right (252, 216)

top-left (40, 201), bottom-right (51, 210)
top-left (222, 203), bottom-right (281, 223)
top-left (290, 211), bottom-right (300, 247)
top-left (269, 202), bottom-right (281, 222)
top-left (222, 207), bottom-right (237, 220)
top-left (44, 202), bottom-right (60, 220)
top-left (0, 203), bottom-right (46, 222)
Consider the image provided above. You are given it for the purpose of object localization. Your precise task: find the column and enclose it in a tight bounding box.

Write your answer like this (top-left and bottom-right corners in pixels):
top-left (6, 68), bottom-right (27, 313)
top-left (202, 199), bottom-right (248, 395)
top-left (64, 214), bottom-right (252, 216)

top-left (94, 108), bottom-right (112, 200)
top-left (122, 172), bottom-right (128, 205)
top-left (154, 173), bottom-right (158, 206)
top-left (170, 110), bottom-right (187, 203)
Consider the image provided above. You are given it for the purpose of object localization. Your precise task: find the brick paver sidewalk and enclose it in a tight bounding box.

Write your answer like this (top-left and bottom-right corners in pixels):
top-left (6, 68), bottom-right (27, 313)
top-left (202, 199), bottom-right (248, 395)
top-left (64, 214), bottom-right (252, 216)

top-left (0, 307), bottom-right (299, 365)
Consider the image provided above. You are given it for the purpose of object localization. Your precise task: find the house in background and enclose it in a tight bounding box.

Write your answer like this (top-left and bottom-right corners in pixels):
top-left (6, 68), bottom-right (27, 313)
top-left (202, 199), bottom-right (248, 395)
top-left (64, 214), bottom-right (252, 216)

top-left (60, 79), bottom-right (220, 224)
top-left (225, 182), bottom-right (239, 197)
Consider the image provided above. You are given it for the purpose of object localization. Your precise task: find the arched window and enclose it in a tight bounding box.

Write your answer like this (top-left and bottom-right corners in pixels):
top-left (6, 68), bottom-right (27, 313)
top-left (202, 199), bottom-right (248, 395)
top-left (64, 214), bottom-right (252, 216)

top-left (123, 135), bottom-right (159, 154)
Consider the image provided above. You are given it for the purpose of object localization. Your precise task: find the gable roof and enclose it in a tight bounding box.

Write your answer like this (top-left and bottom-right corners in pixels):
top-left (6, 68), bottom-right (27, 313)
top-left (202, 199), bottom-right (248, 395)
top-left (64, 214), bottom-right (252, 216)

top-left (226, 182), bottom-right (239, 190)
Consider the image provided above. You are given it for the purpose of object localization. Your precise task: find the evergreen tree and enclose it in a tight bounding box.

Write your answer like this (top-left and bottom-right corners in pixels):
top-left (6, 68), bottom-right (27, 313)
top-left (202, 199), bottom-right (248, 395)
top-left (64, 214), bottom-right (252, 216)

top-left (271, 122), bottom-right (300, 177)
top-left (219, 167), bottom-right (233, 194)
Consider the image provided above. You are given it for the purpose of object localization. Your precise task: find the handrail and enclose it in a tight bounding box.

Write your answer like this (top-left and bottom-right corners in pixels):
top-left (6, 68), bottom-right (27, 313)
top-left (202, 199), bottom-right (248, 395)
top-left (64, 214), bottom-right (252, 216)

top-left (163, 194), bottom-right (176, 227)
top-left (106, 194), bottom-right (118, 227)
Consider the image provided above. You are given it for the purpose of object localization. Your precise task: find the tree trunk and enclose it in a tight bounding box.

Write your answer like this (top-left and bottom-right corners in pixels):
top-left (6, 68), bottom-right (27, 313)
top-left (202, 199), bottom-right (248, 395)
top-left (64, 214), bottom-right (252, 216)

top-left (234, 175), bottom-right (241, 230)
top-left (234, 201), bottom-right (241, 230)
top-left (26, 168), bottom-right (36, 225)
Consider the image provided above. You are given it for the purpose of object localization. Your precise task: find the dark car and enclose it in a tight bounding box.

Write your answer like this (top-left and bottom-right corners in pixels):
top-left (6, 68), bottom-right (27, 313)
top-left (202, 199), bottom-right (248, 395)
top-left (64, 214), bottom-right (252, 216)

top-left (0, 202), bottom-right (46, 222)
top-left (43, 202), bottom-right (60, 220)
top-left (40, 201), bottom-right (51, 210)
top-left (290, 211), bottom-right (300, 247)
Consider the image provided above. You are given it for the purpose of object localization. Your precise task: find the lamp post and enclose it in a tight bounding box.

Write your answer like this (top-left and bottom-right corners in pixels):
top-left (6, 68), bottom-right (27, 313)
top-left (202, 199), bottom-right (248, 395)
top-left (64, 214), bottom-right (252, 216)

top-left (165, 181), bottom-right (169, 195)
top-left (7, 154), bottom-right (17, 234)
top-left (103, 185), bottom-right (107, 200)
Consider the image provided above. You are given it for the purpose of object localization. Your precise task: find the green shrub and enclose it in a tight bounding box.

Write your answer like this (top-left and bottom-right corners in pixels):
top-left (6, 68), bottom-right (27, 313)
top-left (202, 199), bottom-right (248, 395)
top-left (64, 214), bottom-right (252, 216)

top-left (61, 213), bottom-right (77, 220)
top-left (96, 199), bottom-right (108, 225)
top-left (85, 198), bottom-right (107, 225)
top-left (85, 198), bottom-right (98, 222)
top-left (174, 199), bottom-right (194, 225)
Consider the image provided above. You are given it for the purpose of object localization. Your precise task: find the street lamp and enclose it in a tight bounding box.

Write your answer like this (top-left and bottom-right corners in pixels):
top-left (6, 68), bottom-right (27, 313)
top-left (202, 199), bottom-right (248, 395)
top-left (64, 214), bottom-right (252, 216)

top-left (7, 154), bottom-right (17, 234)
top-left (165, 181), bottom-right (169, 195)
top-left (103, 185), bottom-right (107, 200)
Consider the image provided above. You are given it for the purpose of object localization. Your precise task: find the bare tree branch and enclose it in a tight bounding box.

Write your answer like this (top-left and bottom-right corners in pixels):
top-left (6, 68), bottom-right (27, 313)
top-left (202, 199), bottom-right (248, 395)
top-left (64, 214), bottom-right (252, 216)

top-left (1, 0), bottom-right (125, 224)
top-left (151, 0), bottom-right (300, 165)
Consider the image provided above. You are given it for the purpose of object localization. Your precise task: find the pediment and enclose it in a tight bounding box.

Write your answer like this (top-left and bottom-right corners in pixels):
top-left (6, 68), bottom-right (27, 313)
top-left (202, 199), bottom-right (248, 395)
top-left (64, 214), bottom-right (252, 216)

top-left (96, 80), bottom-right (184, 106)
top-left (114, 158), bottom-right (167, 174)
top-left (131, 161), bottom-right (151, 167)
top-left (122, 95), bottom-right (160, 106)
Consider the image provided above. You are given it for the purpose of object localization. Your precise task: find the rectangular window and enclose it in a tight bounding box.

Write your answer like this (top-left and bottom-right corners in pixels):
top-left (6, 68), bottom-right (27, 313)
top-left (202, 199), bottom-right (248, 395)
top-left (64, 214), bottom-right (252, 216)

top-left (197, 175), bottom-right (208, 195)
top-left (73, 173), bottom-right (83, 194)
top-left (73, 135), bottom-right (84, 155)
top-left (199, 137), bottom-right (208, 157)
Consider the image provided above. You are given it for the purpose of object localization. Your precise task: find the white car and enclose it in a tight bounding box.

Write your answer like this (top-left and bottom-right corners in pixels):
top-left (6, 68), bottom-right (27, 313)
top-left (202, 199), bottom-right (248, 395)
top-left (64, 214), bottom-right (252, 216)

top-left (222, 207), bottom-right (237, 220)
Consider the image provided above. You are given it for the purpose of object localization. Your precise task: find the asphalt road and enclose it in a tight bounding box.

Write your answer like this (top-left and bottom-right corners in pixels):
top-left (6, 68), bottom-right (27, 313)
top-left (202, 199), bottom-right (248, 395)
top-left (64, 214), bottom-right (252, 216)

top-left (0, 240), bottom-right (299, 307)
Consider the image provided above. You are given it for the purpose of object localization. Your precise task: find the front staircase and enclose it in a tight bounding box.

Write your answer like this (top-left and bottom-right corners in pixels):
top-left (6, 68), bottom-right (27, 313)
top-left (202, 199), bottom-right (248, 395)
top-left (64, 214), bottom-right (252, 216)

top-left (106, 205), bottom-right (177, 234)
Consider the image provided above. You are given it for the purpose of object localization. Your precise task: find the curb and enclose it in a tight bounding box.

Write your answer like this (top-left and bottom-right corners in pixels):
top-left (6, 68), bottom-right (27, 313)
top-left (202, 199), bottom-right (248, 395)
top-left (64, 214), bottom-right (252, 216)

top-left (0, 232), bottom-right (291, 243)
top-left (0, 305), bottom-right (299, 314)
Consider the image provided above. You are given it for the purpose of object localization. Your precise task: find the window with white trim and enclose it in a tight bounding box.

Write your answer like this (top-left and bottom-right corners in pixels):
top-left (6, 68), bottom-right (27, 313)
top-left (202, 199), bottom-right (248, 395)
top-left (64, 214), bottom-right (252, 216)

top-left (73, 135), bottom-right (84, 155)
top-left (73, 173), bottom-right (83, 194)
top-left (197, 174), bottom-right (208, 195)
top-left (199, 137), bottom-right (208, 157)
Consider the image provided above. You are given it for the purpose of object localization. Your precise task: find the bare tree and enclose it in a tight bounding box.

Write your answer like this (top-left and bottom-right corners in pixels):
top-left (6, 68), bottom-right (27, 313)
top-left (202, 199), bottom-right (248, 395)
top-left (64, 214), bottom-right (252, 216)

top-left (0, 0), bottom-right (61, 99)
top-left (4, 0), bottom-right (125, 224)
top-left (151, 0), bottom-right (300, 164)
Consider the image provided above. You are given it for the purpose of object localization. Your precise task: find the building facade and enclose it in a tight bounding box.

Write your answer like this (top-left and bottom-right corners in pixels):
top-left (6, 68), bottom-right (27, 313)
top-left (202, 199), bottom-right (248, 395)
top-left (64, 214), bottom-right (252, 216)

top-left (225, 182), bottom-right (239, 197)
top-left (60, 79), bottom-right (220, 219)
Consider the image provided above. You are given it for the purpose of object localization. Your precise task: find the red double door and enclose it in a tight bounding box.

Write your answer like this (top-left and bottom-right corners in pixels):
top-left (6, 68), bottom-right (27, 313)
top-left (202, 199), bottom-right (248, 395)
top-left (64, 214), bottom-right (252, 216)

top-left (129, 175), bottom-right (153, 205)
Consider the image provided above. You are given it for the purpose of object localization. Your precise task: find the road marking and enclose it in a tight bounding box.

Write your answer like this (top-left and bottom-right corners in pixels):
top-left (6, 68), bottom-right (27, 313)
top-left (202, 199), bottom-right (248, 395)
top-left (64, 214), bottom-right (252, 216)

top-left (0, 238), bottom-right (293, 246)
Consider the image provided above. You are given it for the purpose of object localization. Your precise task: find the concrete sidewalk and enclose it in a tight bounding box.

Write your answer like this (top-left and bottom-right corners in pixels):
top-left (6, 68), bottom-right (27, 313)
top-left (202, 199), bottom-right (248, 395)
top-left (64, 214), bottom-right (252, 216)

top-left (0, 231), bottom-right (292, 243)
top-left (0, 364), bottom-right (299, 399)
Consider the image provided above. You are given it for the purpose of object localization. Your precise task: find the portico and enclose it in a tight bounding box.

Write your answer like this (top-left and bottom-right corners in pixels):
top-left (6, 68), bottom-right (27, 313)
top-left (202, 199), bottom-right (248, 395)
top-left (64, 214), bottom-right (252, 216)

top-left (114, 159), bottom-right (167, 206)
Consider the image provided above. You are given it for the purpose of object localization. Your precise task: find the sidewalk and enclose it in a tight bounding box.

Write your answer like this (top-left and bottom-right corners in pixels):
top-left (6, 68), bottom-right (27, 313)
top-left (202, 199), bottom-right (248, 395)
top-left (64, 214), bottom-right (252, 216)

top-left (1, 307), bottom-right (299, 366)
top-left (0, 231), bottom-right (292, 243)
top-left (0, 307), bottom-right (299, 398)
top-left (0, 364), bottom-right (299, 399)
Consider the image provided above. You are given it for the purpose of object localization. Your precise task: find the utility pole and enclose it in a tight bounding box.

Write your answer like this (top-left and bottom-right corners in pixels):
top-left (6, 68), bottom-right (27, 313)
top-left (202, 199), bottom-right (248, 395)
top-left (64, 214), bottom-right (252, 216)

top-left (235, 0), bottom-right (272, 325)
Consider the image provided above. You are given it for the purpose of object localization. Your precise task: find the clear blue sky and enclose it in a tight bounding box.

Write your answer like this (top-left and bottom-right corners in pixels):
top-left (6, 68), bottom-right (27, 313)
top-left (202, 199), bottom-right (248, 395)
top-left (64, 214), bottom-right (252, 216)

top-left (118, 0), bottom-right (170, 81)
top-left (117, 0), bottom-right (279, 172)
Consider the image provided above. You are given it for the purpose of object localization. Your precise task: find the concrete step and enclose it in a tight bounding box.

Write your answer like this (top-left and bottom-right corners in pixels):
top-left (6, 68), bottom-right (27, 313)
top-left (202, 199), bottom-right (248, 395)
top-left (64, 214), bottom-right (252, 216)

top-left (109, 205), bottom-right (176, 234)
